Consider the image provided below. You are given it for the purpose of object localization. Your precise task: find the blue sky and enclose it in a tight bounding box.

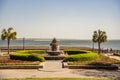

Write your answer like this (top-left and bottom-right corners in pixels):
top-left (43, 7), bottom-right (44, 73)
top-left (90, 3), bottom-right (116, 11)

top-left (0, 0), bottom-right (120, 39)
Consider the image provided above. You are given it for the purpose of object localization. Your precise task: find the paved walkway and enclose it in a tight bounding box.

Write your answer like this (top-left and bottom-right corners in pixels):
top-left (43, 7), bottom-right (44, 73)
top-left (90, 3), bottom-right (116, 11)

top-left (104, 53), bottom-right (120, 61)
top-left (0, 60), bottom-right (120, 79)
top-left (41, 60), bottom-right (63, 71)
top-left (0, 53), bottom-right (120, 79)
top-left (0, 60), bottom-right (87, 79)
top-left (108, 55), bottom-right (120, 61)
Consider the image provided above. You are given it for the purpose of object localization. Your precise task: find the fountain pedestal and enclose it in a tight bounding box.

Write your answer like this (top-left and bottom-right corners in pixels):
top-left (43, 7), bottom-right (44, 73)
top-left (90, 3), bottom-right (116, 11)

top-left (46, 50), bottom-right (62, 56)
top-left (44, 38), bottom-right (66, 60)
top-left (44, 50), bottom-right (65, 60)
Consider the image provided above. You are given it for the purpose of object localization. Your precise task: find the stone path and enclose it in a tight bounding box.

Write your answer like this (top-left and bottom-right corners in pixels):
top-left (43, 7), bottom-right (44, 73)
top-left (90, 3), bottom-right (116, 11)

top-left (107, 54), bottom-right (120, 61)
top-left (0, 60), bottom-right (86, 79)
top-left (41, 60), bottom-right (63, 71)
top-left (0, 60), bottom-right (120, 79)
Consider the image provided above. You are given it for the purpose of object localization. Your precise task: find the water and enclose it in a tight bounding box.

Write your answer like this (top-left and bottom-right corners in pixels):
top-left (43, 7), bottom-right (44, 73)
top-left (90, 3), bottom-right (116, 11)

top-left (0, 38), bottom-right (120, 50)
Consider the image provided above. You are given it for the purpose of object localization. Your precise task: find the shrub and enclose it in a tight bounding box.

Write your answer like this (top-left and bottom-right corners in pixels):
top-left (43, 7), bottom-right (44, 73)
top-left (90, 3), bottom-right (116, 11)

top-left (67, 54), bottom-right (120, 66)
top-left (64, 50), bottom-right (87, 55)
top-left (10, 50), bottom-right (45, 62)
top-left (15, 50), bottom-right (45, 54)
top-left (64, 50), bottom-right (99, 62)
top-left (28, 54), bottom-right (44, 62)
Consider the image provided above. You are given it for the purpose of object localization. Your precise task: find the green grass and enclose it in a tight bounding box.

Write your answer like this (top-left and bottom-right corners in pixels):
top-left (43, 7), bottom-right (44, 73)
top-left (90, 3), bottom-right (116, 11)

top-left (1, 78), bottom-right (112, 80)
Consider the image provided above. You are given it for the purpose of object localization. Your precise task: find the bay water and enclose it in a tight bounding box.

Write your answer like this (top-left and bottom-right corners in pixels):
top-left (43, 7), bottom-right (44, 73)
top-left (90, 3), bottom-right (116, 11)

top-left (0, 39), bottom-right (120, 50)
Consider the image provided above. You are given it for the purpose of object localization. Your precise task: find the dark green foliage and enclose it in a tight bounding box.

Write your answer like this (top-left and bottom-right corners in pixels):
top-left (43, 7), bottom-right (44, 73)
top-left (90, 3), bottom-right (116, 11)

top-left (64, 50), bottom-right (87, 55)
top-left (28, 54), bottom-right (44, 61)
top-left (64, 50), bottom-right (99, 62)
top-left (10, 50), bottom-right (45, 62)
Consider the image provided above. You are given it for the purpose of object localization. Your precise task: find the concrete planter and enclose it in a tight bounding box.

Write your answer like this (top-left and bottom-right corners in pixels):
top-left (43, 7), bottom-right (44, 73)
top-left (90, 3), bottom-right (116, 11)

top-left (63, 62), bottom-right (119, 70)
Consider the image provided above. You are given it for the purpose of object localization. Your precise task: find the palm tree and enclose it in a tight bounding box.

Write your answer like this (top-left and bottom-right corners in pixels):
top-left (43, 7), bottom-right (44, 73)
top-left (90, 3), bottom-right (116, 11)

top-left (92, 29), bottom-right (107, 53)
top-left (1, 27), bottom-right (17, 54)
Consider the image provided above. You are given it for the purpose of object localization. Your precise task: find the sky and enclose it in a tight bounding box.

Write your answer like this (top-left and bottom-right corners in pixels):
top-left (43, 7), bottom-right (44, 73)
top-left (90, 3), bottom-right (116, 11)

top-left (0, 0), bottom-right (120, 39)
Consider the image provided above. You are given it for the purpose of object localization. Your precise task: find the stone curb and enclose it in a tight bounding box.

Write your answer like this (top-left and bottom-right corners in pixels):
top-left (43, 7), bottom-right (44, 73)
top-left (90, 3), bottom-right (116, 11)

top-left (63, 62), bottom-right (119, 70)
top-left (0, 62), bottom-right (44, 69)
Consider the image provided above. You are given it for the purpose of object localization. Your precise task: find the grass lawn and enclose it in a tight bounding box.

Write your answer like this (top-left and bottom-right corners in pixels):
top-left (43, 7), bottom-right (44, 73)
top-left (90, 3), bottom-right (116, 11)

top-left (1, 78), bottom-right (112, 80)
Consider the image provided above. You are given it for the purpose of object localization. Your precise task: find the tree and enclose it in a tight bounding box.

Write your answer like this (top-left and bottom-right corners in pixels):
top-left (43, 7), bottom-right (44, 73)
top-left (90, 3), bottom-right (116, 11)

top-left (1, 27), bottom-right (17, 54)
top-left (92, 29), bottom-right (107, 53)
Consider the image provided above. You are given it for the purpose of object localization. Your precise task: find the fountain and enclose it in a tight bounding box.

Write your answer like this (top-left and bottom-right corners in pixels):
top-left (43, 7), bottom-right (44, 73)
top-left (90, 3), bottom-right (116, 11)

top-left (44, 38), bottom-right (66, 60)
top-left (47, 38), bottom-right (61, 55)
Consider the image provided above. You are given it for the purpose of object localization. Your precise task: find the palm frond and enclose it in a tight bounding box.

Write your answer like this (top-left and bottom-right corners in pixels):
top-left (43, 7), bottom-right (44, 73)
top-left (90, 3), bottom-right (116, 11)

top-left (8, 27), bottom-right (13, 33)
top-left (1, 34), bottom-right (7, 40)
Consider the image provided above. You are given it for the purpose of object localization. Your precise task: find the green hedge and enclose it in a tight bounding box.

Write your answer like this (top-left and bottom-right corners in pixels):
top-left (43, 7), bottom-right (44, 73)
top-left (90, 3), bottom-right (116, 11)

top-left (64, 50), bottom-right (87, 55)
top-left (10, 50), bottom-right (45, 62)
top-left (15, 50), bottom-right (45, 54)
top-left (64, 50), bottom-right (99, 62)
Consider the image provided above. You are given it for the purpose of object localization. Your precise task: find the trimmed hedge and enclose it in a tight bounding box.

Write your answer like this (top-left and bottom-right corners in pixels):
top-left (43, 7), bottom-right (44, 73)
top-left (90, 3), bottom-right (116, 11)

top-left (64, 50), bottom-right (99, 62)
top-left (64, 50), bottom-right (87, 55)
top-left (10, 50), bottom-right (45, 62)
top-left (15, 50), bottom-right (45, 54)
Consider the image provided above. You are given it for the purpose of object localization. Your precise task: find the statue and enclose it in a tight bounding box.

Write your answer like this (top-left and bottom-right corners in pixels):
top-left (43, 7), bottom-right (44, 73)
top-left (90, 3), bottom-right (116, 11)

top-left (50, 38), bottom-right (58, 51)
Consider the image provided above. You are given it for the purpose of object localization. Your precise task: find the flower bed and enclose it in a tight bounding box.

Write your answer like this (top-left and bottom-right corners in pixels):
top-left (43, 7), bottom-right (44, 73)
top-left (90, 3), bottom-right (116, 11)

top-left (0, 58), bottom-right (43, 69)
top-left (0, 58), bottom-right (40, 65)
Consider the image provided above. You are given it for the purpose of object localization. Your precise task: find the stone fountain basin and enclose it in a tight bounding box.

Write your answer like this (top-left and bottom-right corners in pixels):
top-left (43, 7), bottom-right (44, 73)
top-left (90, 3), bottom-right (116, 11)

top-left (46, 50), bottom-right (62, 56)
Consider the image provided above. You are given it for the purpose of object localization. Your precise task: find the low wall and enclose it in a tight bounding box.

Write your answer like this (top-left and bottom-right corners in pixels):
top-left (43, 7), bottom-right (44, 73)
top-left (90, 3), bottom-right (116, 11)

top-left (0, 63), bottom-right (44, 69)
top-left (63, 62), bottom-right (119, 70)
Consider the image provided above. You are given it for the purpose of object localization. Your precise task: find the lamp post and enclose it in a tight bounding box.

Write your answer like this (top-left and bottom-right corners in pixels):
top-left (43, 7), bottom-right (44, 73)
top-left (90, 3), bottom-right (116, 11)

top-left (23, 37), bottom-right (25, 50)
top-left (92, 42), bottom-right (94, 51)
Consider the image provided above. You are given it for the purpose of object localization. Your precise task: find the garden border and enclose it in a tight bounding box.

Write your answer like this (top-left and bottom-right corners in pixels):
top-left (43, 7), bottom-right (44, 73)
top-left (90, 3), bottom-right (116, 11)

top-left (63, 62), bottom-right (119, 70)
top-left (0, 62), bottom-right (44, 69)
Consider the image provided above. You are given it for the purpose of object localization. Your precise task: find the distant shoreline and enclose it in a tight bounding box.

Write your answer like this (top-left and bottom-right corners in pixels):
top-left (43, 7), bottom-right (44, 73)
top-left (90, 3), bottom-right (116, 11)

top-left (0, 46), bottom-right (94, 52)
top-left (0, 39), bottom-right (120, 50)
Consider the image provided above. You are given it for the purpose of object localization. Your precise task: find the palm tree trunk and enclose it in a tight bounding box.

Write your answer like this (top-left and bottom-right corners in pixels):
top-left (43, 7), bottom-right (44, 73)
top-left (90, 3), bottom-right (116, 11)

top-left (98, 42), bottom-right (101, 53)
top-left (8, 39), bottom-right (10, 54)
